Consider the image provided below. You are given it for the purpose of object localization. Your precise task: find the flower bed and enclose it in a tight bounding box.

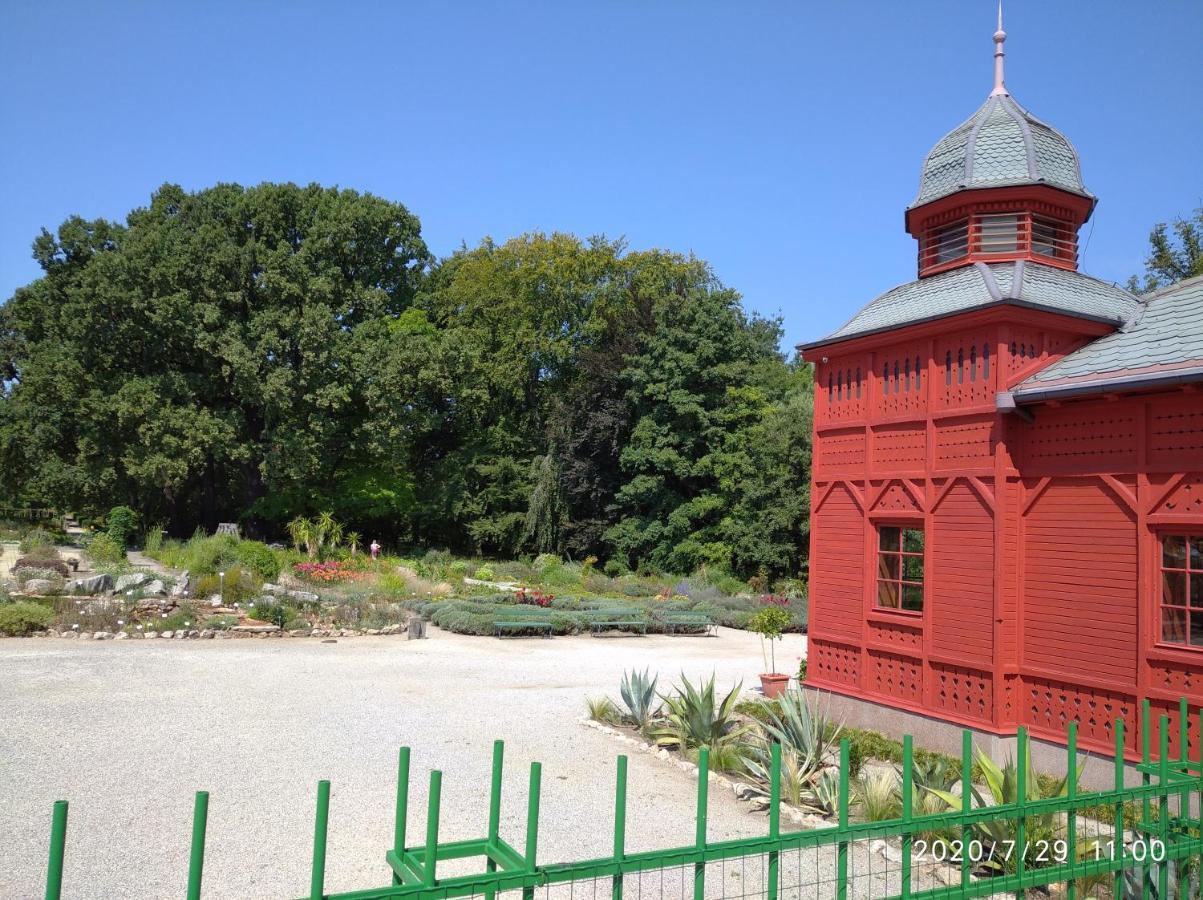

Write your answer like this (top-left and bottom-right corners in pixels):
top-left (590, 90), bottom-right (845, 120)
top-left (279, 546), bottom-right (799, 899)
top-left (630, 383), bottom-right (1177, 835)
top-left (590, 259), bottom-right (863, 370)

top-left (292, 561), bottom-right (366, 583)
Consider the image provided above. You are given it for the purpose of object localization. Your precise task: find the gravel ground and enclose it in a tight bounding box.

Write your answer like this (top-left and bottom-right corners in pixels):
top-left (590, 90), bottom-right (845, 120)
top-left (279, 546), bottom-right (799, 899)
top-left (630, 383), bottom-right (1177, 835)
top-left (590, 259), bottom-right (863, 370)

top-left (0, 628), bottom-right (932, 899)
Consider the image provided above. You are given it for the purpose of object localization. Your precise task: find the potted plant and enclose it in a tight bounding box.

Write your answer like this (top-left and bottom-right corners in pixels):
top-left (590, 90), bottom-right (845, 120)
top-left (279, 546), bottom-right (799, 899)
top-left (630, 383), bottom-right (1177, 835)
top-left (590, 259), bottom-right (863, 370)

top-left (748, 605), bottom-right (793, 698)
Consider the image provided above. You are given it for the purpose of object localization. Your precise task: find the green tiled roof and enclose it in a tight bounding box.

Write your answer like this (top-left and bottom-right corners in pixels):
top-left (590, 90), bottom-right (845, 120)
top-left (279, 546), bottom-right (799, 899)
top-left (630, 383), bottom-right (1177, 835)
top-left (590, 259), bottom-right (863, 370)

top-left (912, 92), bottom-right (1091, 207)
top-left (1014, 274), bottom-right (1203, 399)
top-left (803, 261), bottom-right (1138, 349)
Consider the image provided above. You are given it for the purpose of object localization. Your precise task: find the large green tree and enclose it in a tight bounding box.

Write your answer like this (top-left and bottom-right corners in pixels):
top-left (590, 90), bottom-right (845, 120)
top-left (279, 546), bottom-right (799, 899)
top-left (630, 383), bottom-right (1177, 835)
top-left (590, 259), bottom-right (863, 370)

top-left (0, 182), bottom-right (430, 533)
top-left (2, 190), bottom-right (813, 577)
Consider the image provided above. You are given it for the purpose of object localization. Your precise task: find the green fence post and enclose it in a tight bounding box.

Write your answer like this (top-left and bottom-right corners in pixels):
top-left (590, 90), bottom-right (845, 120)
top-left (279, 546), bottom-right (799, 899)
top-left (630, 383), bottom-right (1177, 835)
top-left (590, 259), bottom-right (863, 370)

top-left (1113, 719), bottom-right (1125, 900)
top-left (393, 747), bottom-right (410, 885)
top-left (1066, 722), bottom-right (1078, 900)
top-left (767, 741), bottom-right (781, 900)
top-left (901, 736), bottom-right (913, 900)
top-left (1015, 727), bottom-right (1027, 900)
top-left (44, 800), bottom-right (67, 900)
top-left (310, 780), bottom-right (330, 900)
top-left (961, 730), bottom-right (972, 892)
top-left (522, 761), bottom-right (542, 900)
top-left (186, 791), bottom-right (209, 900)
top-left (486, 741), bottom-right (504, 900)
top-left (837, 739), bottom-right (849, 899)
top-left (1141, 702), bottom-right (1152, 900)
top-left (693, 748), bottom-right (709, 900)
top-left (612, 755), bottom-right (627, 900)
top-left (422, 771), bottom-right (442, 888)
top-left (1177, 697), bottom-right (1190, 839)
top-left (1158, 717), bottom-right (1170, 900)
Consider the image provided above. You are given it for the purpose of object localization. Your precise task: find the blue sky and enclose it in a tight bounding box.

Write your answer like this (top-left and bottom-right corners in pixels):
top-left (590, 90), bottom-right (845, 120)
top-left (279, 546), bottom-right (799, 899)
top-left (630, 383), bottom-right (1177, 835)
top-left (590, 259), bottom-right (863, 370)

top-left (2, 1), bottom-right (1200, 352)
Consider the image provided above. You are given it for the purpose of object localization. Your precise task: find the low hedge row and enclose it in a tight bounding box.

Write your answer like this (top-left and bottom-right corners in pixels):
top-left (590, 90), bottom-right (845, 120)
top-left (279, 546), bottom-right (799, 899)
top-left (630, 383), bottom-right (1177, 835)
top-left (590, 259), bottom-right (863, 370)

top-left (401, 592), bottom-right (807, 636)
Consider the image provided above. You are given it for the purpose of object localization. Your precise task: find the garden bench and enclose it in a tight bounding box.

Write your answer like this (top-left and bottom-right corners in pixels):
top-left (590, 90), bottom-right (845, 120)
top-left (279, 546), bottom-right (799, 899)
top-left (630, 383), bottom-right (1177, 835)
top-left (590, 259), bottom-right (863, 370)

top-left (587, 608), bottom-right (648, 636)
top-left (493, 612), bottom-right (554, 638)
top-left (661, 612), bottom-right (716, 636)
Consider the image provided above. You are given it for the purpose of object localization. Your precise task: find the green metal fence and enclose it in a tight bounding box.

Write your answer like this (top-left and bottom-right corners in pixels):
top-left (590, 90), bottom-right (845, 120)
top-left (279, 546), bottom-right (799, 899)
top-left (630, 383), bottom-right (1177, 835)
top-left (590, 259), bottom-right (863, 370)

top-left (41, 698), bottom-right (1203, 899)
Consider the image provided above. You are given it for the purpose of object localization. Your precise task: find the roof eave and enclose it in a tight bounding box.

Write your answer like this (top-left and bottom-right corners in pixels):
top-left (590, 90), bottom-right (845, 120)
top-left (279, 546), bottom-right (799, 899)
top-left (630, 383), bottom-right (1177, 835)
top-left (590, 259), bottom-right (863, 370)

top-left (1010, 365), bottom-right (1203, 404)
top-left (798, 297), bottom-right (1124, 357)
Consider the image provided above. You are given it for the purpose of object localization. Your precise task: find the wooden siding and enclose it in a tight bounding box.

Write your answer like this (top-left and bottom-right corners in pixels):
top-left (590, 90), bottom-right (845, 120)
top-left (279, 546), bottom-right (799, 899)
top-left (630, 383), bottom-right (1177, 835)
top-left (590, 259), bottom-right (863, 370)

top-left (1021, 477), bottom-right (1138, 686)
top-left (807, 309), bottom-right (1203, 759)
top-left (931, 481), bottom-right (994, 666)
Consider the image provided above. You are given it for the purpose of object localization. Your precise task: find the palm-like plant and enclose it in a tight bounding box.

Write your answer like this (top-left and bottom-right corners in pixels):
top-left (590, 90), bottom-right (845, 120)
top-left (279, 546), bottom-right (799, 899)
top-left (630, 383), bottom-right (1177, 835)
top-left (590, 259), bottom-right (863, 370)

top-left (759, 689), bottom-right (841, 766)
top-left (658, 674), bottom-right (752, 772)
top-left (287, 516), bottom-right (315, 558)
top-left (346, 532), bottom-right (361, 557)
top-left (619, 668), bottom-right (659, 731)
top-left (925, 746), bottom-right (1077, 874)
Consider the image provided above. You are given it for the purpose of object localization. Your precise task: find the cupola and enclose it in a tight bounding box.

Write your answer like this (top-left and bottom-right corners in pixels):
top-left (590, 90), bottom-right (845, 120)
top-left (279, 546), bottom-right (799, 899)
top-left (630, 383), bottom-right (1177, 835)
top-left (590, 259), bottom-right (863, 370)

top-left (905, 9), bottom-right (1096, 278)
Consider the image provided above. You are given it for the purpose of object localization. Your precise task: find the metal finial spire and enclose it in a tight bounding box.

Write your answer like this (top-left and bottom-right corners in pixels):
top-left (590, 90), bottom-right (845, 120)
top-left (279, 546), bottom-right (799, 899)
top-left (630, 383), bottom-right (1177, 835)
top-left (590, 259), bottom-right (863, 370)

top-left (990, 0), bottom-right (1008, 96)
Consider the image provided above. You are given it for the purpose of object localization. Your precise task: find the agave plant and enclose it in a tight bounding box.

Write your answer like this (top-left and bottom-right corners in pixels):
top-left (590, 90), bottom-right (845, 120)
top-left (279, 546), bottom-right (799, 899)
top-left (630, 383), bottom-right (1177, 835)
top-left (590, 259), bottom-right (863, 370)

top-left (759, 689), bottom-right (841, 767)
top-left (909, 756), bottom-right (961, 845)
top-left (1123, 856), bottom-right (1200, 899)
top-left (619, 668), bottom-right (659, 731)
top-left (809, 768), bottom-right (841, 816)
top-left (925, 745), bottom-right (1078, 874)
top-left (657, 674), bottom-right (753, 772)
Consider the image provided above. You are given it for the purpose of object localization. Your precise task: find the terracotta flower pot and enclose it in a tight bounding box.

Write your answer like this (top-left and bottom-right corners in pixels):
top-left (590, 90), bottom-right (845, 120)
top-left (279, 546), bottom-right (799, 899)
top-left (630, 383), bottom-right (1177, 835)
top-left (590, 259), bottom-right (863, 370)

top-left (759, 672), bottom-right (790, 698)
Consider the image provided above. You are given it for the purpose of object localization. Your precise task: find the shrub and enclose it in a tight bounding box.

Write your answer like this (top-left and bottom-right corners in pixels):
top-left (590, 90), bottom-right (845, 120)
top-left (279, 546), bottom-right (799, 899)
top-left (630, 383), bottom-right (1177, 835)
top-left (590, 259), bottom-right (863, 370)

top-left (15, 567), bottom-right (63, 587)
top-left (159, 605), bottom-right (200, 632)
top-left (235, 541), bottom-right (281, 581)
top-left (143, 524), bottom-right (165, 554)
top-left (585, 696), bottom-right (621, 725)
top-left (473, 565), bottom-right (495, 581)
top-left (18, 528), bottom-right (56, 557)
top-left (194, 566), bottom-right (257, 603)
top-left (248, 599), bottom-right (303, 629)
top-left (532, 553), bottom-right (560, 573)
top-left (106, 506), bottom-right (140, 549)
top-left (205, 615), bottom-right (239, 630)
top-left (449, 561), bottom-right (469, 577)
top-left (87, 533), bottom-right (126, 565)
top-left (603, 559), bottom-right (627, 578)
top-left (0, 601), bottom-right (54, 635)
top-left (854, 769), bottom-right (902, 822)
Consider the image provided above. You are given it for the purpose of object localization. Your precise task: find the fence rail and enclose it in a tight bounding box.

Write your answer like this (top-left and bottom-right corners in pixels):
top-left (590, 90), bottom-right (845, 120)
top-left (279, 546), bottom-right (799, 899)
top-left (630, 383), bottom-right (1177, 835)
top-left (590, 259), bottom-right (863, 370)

top-left (40, 698), bottom-right (1203, 899)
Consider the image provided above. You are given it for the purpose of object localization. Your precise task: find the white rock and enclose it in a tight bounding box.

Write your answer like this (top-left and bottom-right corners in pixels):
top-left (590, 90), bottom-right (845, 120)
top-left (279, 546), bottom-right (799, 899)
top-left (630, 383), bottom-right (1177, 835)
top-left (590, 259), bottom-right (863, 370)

top-left (23, 578), bottom-right (56, 594)
top-left (144, 631), bottom-right (158, 639)
top-left (93, 631), bottom-right (112, 640)
top-left (115, 573), bottom-right (152, 592)
top-left (114, 632), bottom-right (129, 640)
top-left (160, 630), bottom-right (173, 639)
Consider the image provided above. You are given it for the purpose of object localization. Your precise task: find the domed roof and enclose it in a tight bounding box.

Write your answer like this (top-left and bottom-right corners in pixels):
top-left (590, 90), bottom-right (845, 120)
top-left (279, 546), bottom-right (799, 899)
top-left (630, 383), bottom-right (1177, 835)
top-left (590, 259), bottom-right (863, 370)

top-left (801, 260), bottom-right (1138, 348)
top-left (911, 91), bottom-right (1092, 208)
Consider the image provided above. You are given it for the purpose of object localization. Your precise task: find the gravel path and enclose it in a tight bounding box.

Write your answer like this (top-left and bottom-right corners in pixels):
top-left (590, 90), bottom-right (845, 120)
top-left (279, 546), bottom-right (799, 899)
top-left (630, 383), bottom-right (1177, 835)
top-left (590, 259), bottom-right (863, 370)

top-left (1, 628), bottom-right (930, 899)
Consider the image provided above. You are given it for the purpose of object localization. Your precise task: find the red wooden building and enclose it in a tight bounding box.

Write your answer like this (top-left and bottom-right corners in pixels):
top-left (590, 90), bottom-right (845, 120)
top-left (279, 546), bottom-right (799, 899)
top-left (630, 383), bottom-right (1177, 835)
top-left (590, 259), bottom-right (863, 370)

top-left (799, 21), bottom-right (1203, 760)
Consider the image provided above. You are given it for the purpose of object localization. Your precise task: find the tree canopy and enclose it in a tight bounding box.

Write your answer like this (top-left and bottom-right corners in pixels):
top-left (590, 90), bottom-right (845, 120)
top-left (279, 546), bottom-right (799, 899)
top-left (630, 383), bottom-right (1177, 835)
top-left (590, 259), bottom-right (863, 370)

top-left (1, 183), bottom-right (812, 579)
top-left (1127, 207), bottom-right (1203, 294)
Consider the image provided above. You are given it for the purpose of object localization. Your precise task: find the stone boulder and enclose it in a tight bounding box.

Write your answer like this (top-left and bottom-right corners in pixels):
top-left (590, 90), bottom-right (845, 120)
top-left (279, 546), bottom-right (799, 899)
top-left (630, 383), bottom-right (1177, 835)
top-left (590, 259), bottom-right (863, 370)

top-left (69, 574), bottom-right (115, 595)
top-left (22, 578), bottom-right (57, 594)
top-left (143, 579), bottom-right (167, 595)
top-left (170, 573), bottom-right (190, 597)
top-left (114, 572), bottom-right (152, 593)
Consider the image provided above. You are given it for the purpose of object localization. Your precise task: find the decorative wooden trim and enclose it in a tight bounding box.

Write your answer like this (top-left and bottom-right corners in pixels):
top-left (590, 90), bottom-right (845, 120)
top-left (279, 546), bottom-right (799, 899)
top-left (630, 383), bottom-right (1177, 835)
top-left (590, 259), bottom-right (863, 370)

top-left (1022, 476), bottom-right (1053, 514)
top-left (1099, 473), bottom-right (1139, 514)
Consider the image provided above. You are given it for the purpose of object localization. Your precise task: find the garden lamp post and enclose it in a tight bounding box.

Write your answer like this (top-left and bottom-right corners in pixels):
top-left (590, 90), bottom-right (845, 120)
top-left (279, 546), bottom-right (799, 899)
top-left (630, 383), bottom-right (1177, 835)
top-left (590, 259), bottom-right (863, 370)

top-left (218, 571), bottom-right (225, 605)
